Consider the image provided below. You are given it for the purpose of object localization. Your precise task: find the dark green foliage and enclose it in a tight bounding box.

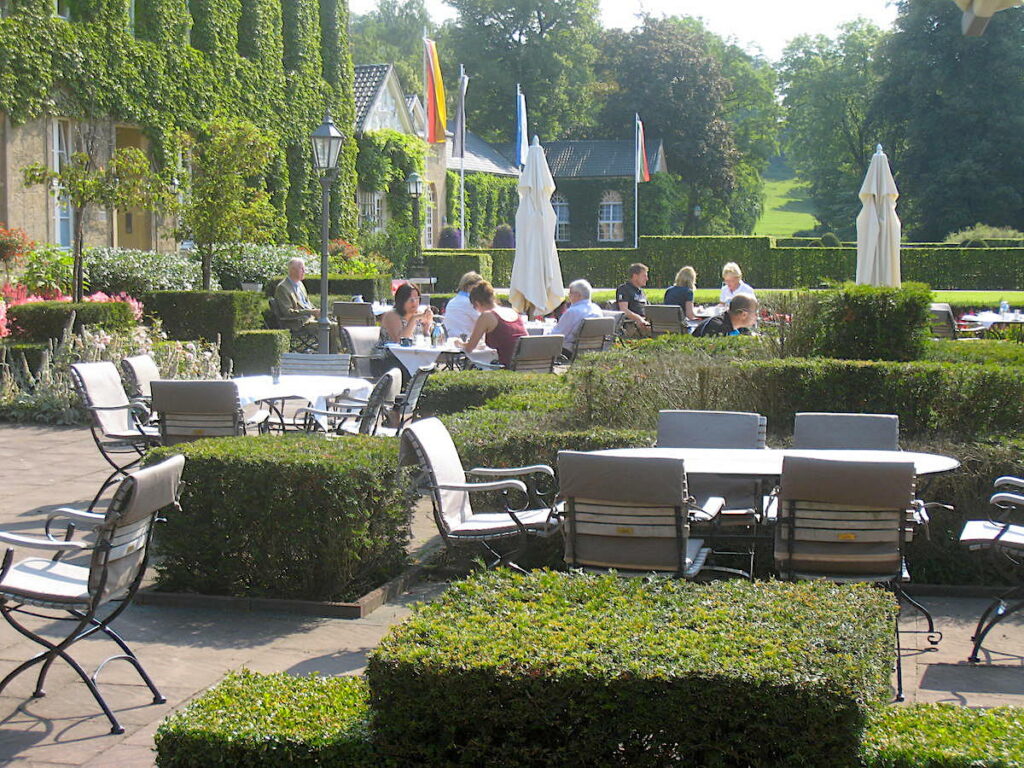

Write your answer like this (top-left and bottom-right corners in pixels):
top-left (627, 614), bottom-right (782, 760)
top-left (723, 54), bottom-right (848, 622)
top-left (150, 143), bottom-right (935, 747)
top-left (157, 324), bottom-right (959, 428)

top-left (369, 572), bottom-right (895, 768)
top-left (820, 231), bottom-right (842, 247)
top-left (87, 248), bottom-right (206, 294)
top-left (444, 170), bottom-right (518, 249)
top-left (924, 339), bottom-right (1024, 367)
top-left (812, 282), bottom-right (932, 361)
top-left (261, 275), bottom-right (391, 302)
top-left (145, 435), bottom-right (413, 601)
top-left (154, 671), bottom-right (377, 767)
top-left (491, 224), bottom-right (514, 248)
top-left (419, 370), bottom-right (566, 415)
top-left (231, 330), bottom-right (289, 375)
top-left (861, 703), bottom-right (1024, 767)
top-left (7, 300), bottom-right (135, 342)
top-left (422, 250), bottom-right (493, 292)
top-left (0, 342), bottom-right (46, 373)
top-left (438, 227), bottom-right (461, 248)
top-left (140, 291), bottom-right (268, 367)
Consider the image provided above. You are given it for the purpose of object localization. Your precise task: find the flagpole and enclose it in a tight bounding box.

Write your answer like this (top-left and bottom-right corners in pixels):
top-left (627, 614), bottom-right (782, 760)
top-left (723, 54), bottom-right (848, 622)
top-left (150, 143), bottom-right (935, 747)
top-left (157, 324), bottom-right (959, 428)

top-left (459, 64), bottom-right (466, 248)
top-left (634, 113), bottom-right (639, 250)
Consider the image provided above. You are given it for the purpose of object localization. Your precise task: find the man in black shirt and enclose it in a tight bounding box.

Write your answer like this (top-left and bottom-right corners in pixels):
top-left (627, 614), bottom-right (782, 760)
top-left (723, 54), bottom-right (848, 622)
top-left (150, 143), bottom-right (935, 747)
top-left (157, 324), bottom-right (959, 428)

top-left (693, 295), bottom-right (758, 337)
top-left (616, 262), bottom-right (651, 336)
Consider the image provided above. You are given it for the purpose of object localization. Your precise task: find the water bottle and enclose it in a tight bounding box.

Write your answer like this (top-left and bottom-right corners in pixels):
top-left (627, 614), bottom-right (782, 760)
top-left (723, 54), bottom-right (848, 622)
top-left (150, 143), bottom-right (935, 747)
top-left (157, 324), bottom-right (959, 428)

top-left (430, 323), bottom-right (442, 347)
top-left (1000, 299), bottom-right (1010, 317)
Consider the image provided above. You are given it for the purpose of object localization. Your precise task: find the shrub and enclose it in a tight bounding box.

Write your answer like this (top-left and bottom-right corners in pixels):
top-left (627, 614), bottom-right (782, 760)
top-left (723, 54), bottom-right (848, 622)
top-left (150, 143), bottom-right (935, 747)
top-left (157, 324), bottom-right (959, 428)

top-left (924, 339), bottom-right (1024, 367)
top-left (420, 370), bottom-right (568, 415)
top-left (491, 223), bottom-right (514, 248)
top-left (819, 231), bottom-right (842, 247)
top-left (211, 243), bottom-right (308, 289)
top-left (155, 671), bottom-right (376, 768)
top-left (0, 224), bottom-right (32, 280)
top-left (145, 435), bottom-right (413, 601)
top-left (19, 243), bottom-right (76, 296)
top-left (811, 282), bottom-right (932, 361)
top-left (369, 572), bottom-right (895, 768)
top-left (0, 341), bottom-right (46, 373)
top-left (231, 330), bottom-right (288, 375)
top-left (438, 226), bottom-right (462, 248)
top-left (861, 703), bottom-right (1024, 767)
top-left (87, 247), bottom-right (206, 294)
top-left (422, 249), bottom-right (494, 291)
top-left (944, 222), bottom-right (1024, 245)
top-left (7, 300), bottom-right (135, 342)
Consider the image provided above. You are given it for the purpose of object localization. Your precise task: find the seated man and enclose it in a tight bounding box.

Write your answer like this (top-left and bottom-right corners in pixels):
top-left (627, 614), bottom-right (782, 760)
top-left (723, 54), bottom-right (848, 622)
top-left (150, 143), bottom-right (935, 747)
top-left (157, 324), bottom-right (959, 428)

top-left (444, 271), bottom-right (483, 339)
top-left (549, 279), bottom-right (604, 357)
top-left (274, 257), bottom-right (339, 351)
top-left (616, 262), bottom-right (651, 337)
top-left (693, 294), bottom-right (758, 337)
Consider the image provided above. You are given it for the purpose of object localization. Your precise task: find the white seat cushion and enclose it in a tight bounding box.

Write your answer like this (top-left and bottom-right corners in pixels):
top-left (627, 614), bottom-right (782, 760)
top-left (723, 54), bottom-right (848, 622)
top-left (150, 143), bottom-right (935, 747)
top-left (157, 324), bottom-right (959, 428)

top-left (961, 520), bottom-right (1024, 549)
top-left (0, 557), bottom-right (90, 608)
top-left (105, 426), bottom-right (159, 441)
top-left (451, 505), bottom-right (559, 536)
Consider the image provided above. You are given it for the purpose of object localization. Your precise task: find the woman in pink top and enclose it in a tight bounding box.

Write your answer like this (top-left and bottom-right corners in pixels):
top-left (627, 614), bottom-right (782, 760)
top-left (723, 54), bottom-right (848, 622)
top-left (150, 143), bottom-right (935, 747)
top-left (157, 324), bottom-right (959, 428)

top-left (454, 280), bottom-right (526, 367)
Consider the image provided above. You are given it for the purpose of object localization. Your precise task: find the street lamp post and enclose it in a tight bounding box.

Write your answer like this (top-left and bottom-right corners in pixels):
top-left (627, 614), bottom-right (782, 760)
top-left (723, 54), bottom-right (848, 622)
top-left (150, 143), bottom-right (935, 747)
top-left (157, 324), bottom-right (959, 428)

top-left (310, 111), bottom-right (346, 354)
top-left (405, 171), bottom-right (427, 278)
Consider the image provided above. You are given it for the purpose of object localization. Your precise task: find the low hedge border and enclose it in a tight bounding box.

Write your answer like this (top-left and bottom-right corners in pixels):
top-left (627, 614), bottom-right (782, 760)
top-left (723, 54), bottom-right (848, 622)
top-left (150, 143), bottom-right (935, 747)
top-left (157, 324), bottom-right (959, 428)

top-left (369, 572), bottom-right (895, 767)
top-left (7, 300), bottom-right (136, 342)
top-left (420, 370), bottom-right (569, 415)
top-left (261, 274), bottom-right (392, 302)
top-left (145, 435), bottom-right (413, 602)
top-left (231, 329), bottom-right (289, 375)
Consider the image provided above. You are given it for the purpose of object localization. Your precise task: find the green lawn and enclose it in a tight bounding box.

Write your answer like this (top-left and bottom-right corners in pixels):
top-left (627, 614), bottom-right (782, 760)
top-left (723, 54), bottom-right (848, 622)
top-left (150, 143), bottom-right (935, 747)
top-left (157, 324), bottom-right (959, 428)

top-left (754, 158), bottom-right (818, 237)
top-left (591, 289), bottom-right (1024, 311)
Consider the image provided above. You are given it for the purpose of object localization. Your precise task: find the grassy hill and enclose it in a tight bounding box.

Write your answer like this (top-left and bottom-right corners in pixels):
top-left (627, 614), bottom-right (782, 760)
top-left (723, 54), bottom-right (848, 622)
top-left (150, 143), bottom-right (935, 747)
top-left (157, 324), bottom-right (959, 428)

top-left (754, 157), bottom-right (818, 237)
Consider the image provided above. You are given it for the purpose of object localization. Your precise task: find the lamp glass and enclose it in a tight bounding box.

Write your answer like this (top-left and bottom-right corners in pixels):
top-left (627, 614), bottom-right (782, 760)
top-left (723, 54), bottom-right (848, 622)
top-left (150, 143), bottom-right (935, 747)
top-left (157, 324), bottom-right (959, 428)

top-left (406, 172), bottom-right (423, 198)
top-left (311, 113), bottom-right (344, 172)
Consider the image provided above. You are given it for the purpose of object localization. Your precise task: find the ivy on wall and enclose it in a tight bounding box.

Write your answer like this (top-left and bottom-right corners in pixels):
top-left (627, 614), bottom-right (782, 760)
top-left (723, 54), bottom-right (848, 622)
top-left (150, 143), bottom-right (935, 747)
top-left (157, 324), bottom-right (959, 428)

top-left (444, 170), bottom-right (518, 248)
top-left (0, 0), bottom-right (357, 249)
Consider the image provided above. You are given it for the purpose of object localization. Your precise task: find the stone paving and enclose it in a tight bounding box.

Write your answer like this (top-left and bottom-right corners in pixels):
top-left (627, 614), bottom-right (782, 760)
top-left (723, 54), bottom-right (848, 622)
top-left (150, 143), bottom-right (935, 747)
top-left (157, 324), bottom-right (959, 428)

top-left (0, 423), bottom-right (1021, 766)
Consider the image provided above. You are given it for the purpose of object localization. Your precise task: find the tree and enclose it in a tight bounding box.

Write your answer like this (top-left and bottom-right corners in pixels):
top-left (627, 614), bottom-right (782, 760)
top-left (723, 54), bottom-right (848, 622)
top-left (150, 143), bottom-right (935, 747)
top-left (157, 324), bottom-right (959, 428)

top-left (179, 119), bottom-right (285, 290)
top-left (440, 0), bottom-right (601, 141)
top-left (350, 0), bottom-right (433, 93)
top-left (597, 18), bottom-right (740, 234)
top-left (23, 124), bottom-right (173, 301)
top-left (778, 20), bottom-right (888, 237)
top-left (872, 0), bottom-right (1024, 240)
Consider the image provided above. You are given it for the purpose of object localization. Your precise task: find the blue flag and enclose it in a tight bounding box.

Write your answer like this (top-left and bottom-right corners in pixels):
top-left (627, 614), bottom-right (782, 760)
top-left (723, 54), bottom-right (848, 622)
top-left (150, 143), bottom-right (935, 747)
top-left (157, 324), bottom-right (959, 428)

top-left (515, 85), bottom-right (528, 168)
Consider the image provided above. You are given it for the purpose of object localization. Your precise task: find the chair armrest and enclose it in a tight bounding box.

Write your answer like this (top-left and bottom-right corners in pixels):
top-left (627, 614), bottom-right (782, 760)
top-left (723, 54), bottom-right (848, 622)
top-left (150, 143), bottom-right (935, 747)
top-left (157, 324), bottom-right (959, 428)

top-left (435, 479), bottom-right (529, 494)
top-left (467, 465), bottom-right (555, 479)
top-left (0, 531), bottom-right (89, 552)
top-left (88, 403), bottom-right (134, 412)
top-left (994, 476), bottom-right (1024, 491)
top-left (991, 491), bottom-right (1024, 509)
top-left (47, 507), bottom-right (105, 527)
top-left (245, 409), bottom-right (271, 426)
top-left (688, 496), bottom-right (725, 521)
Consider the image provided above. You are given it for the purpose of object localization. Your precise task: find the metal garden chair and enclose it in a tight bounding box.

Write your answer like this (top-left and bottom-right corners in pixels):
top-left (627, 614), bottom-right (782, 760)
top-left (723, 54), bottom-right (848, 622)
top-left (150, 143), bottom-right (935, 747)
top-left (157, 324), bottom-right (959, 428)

top-left (340, 325), bottom-right (381, 378)
top-left (567, 316), bottom-right (616, 363)
top-left (0, 454), bottom-right (185, 734)
top-left (332, 301), bottom-right (376, 327)
top-left (645, 304), bottom-right (688, 336)
top-left (150, 380), bottom-right (269, 445)
top-left (268, 297), bottom-right (318, 353)
top-left (297, 368), bottom-right (401, 436)
top-left (120, 354), bottom-right (161, 404)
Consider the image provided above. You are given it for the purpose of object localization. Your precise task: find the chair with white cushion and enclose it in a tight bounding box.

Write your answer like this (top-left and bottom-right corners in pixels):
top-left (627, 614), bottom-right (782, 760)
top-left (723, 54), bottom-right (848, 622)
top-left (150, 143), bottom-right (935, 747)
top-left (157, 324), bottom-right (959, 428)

top-left (793, 412), bottom-right (899, 451)
top-left (150, 380), bottom-right (269, 445)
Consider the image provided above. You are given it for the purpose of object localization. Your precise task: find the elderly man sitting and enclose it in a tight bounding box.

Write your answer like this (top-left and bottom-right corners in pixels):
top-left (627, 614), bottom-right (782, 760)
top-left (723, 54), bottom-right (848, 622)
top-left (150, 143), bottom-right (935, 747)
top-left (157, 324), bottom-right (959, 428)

top-left (274, 257), bottom-right (340, 351)
top-left (548, 279), bottom-right (604, 357)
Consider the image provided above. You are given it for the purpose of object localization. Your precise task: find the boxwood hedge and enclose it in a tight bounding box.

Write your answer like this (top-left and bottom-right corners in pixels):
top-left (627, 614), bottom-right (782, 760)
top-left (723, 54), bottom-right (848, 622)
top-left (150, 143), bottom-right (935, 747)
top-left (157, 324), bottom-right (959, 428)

top-left (369, 571), bottom-right (896, 768)
top-left (7, 300), bottom-right (136, 342)
top-left (145, 435), bottom-right (413, 602)
top-left (231, 329), bottom-right (289, 375)
top-left (419, 370), bottom-right (570, 416)
top-left (155, 671), bottom-right (376, 768)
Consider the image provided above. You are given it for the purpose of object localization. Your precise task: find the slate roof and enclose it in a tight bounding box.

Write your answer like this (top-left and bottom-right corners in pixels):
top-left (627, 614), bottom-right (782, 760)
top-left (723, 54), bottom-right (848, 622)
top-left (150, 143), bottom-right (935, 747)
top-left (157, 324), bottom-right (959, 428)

top-left (494, 139), bottom-right (665, 179)
top-left (353, 64), bottom-right (391, 131)
top-left (445, 126), bottom-right (521, 176)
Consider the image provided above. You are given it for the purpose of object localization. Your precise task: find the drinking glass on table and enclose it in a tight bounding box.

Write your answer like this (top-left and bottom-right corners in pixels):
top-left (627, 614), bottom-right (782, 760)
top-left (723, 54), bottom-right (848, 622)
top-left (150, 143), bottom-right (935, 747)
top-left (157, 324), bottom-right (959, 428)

top-left (270, 366), bottom-right (281, 385)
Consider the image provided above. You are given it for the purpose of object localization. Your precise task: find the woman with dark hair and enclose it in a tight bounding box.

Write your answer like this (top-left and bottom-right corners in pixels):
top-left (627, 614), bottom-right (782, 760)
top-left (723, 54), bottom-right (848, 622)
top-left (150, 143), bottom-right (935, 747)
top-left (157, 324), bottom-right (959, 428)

top-left (373, 282), bottom-right (434, 380)
top-left (454, 280), bottom-right (526, 367)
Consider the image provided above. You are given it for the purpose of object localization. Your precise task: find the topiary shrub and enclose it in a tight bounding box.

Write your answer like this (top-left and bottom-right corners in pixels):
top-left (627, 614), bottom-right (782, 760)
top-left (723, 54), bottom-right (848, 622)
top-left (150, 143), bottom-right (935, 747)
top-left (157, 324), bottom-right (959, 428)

top-left (155, 671), bottom-right (377, 768)
top-left (438, 226), bottom-right (462, 248)
top-left (369, 572), bottom-right (895, 767)
top-left (145, 435), bottom-right (413, 601)
top-left (86, 247), bottom-right (206, 294)
top-left (962, 238), bottom-right (988, 248)
top-left (231, 329), bottom-right (288, 375)
top-left (7, 300), bottom-right (135, 342)
top-left (819, 231), bottom-right (842, 247)
top-left (491, 224), bottom-right (514, 248)
top-left (812, 282), bottom-right (932, 361)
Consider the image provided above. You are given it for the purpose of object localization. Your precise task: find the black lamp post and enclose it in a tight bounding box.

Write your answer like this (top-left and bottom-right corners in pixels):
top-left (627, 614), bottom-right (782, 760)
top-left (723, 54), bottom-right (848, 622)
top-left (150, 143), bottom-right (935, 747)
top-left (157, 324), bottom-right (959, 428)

top-left (405, 171), bottom-right (427, 278)
top-left (310, 111), bottom-right (345, 354)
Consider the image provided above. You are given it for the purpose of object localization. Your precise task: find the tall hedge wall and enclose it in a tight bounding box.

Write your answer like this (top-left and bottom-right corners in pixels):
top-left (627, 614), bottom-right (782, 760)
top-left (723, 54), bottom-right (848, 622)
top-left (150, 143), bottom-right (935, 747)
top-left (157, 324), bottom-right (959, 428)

top-left (444, 171), bottom-right (518, 249)
top-left (0, 0), bottom-right (357, 247)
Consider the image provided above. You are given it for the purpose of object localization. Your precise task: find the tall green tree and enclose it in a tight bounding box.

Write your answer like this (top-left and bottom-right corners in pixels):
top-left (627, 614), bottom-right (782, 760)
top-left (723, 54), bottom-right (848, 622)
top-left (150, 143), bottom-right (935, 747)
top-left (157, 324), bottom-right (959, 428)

top-left (350, 0), bottom-right (432, 93)
top-left (179, 119), bottom-right (285, 290)
top-left (597, 17), bottom-right (740, 234)
top-left (441, 0), bottom-right (601, 142)
top-left (872, 0), bottom-right (1024, 240)
top-left (778, 20), bottom-right (888, 238)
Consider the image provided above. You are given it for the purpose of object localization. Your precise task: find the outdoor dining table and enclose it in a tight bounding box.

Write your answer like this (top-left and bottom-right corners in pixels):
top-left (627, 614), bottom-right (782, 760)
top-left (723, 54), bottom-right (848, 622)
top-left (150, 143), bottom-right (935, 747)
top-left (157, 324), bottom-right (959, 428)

top-left (385, 341), bottom-right (497, 375)
top-left (961, 311), bottom-right (1024, 329)
top-left (234, 374), bottom-right (373, 430)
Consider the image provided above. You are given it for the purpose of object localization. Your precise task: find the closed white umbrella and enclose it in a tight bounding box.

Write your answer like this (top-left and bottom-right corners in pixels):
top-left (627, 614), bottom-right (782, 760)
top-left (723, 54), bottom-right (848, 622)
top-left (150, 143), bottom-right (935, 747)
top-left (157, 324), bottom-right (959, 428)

top-left (510, 137), bottom-right (564, 318)
top-left (952, 0), bottom-right (1022, 35)
top-left (856, 145), bottom-right (901, 287)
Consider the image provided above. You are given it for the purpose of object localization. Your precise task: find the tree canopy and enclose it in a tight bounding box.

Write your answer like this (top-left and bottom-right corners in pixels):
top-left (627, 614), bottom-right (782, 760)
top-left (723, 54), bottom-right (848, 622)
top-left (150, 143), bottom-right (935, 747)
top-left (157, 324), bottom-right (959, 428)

top-left (350, 0), bottom-right (433, 94)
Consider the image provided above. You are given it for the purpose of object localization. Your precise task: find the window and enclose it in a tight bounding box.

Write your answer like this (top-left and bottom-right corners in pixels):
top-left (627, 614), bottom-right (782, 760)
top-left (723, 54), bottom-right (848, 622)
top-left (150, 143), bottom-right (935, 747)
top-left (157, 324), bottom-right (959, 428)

top-left (55, 0), bottom-right (70, 19)
top-left (51, 120), bottom-right (74, 249)
top-left (128, 0), bottom-right (135, 33)
top-left (552, 193), bottom-right (570, 242)
top-left (357, 189), bottom-right (385, 233)
top-left (597, 191), bottom-right (624, 242)
top-left (0, 1), bottom-right (9, 18)
top-left (424, 184), bottom-right (436, 247)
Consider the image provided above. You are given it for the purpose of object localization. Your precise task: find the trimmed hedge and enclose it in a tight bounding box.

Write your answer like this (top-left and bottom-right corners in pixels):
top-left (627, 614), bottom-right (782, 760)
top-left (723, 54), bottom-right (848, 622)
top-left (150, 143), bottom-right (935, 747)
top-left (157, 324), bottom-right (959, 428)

top-left (7, 300), bottom-right (136, 342)
top-left (369, 572), bottom-right (895, 767)
top-left (261, 274), bottom-right (392, 302)
top-left (419, 370), bottom-right (570, 415)
top-left (155, 671), bottom-right (376, 768)
top-left (0, 341), bottom-right (47, 373)
top-left (231, 330), bottom-right (289, 375)
top-left (422, 249), bottom-right (494, 291)
top-left (862, 704), bottom-right (1024, 767)
top-left (145, 435), bottom-right (413, 601)
top-left (87, 247), bottom-right (205, 294)
top-left (140, 291), bottom-right (267, 368)
top-left (813, 283), bottom-right (932, 361)
top-left (924, 339), bottom-right (1024, 367)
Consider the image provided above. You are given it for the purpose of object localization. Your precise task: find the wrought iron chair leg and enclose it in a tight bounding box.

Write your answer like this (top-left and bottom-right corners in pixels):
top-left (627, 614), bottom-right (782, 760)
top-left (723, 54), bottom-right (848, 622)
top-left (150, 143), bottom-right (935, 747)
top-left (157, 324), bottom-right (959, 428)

top-left (895, 585), bottom-right (942, 644)
top-left (968, 588), bottom-right (1024, 663)
top-left (894, 615), bottom-right (905, 702)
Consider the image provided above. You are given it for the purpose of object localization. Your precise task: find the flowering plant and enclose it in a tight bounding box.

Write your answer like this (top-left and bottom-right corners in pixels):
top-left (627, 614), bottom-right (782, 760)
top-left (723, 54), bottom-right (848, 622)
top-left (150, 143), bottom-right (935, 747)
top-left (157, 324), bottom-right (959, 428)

top-left (327, 237), bottom-right (392, 277)
top-left (0, 283), bottom-right (143, 337)
top-left (0, 224), bottom-right (33, 281)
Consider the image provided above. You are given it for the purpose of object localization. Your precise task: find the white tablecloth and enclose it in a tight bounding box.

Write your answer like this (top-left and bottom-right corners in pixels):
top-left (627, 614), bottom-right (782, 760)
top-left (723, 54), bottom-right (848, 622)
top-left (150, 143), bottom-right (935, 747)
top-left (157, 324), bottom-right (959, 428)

top-left (385, 342), bottom-right (496, 374)
top-left (961, 311), bottom-right (1024, 329)
top-left (234, 375), bottom-right (372, 428)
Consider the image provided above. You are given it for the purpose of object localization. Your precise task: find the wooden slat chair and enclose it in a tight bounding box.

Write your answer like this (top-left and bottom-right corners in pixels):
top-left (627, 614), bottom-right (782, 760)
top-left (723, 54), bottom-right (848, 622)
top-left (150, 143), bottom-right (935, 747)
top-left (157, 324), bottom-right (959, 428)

top-left (646, 304), bottom-right (688, 336)
top-left (71, 362), bottom-right (161, 511)
top-left (0, 455), bottom-right (185, 734)
top-left (960, 476), bottom-right (1024, 662)
top-left (150, 380), bottom-right (269, 445)
top-left (567, 316), bottom-right (616, 363)
top-left (400, 417), bottom-right (562, 571)
top-left (278, 352), bottom-right (352, 376)
top-left (557, 451), bottom-right (722, 578)
top-left (268, 297), bottom-right (318, 353)
top-left (333, 301), bottom-right (376, 327)
top-left (340, 326), bottom-right (381, 378)
top-left (509, 334), bottom-right (565, 372)
top-left (775, 455), bottom-right (935, 701)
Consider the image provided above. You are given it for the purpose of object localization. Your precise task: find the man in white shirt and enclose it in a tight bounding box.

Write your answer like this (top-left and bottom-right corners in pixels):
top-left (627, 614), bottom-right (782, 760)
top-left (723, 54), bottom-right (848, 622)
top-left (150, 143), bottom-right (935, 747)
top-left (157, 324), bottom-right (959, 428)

top-left (549, 279), bottom-right (604, 356)
top-left (444, 271), bottom-right (483, 338)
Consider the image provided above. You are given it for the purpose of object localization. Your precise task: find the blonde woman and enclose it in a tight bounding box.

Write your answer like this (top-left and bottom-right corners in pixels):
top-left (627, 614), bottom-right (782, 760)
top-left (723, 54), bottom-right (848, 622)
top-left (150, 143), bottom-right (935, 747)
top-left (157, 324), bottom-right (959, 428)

top-left (719, 262), bottom-right (756, 305)
top-left (664, 266), bottom-right (699, 321)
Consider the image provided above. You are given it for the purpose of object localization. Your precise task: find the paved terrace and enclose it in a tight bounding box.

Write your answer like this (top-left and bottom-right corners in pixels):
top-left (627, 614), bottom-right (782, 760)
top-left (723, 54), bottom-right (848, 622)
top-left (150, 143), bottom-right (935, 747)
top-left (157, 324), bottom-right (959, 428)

top-left (0, 424), bottom-right (1021, 766)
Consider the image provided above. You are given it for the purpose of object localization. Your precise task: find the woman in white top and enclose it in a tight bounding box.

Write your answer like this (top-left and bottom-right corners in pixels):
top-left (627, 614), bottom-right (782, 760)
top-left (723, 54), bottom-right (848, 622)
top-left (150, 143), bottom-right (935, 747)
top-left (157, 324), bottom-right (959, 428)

top-left (719, 262), bottom-right (756, 305)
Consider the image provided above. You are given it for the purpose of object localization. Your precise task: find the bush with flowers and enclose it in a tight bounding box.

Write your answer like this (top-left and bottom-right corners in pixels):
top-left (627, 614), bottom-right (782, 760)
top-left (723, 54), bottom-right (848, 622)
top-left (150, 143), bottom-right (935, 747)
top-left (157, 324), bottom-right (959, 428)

top-left (328, 238), bottom-right (393, 278)
top-left (0, 282), bottom-right (143, 339)
top-left (0, 224), bottom-right (33, 283)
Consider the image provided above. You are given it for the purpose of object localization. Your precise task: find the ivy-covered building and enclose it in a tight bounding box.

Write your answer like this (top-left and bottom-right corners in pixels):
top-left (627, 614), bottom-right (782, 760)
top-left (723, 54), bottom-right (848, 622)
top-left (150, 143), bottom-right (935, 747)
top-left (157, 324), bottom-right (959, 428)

top-left (0, 0), bottom-right (356, 253)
